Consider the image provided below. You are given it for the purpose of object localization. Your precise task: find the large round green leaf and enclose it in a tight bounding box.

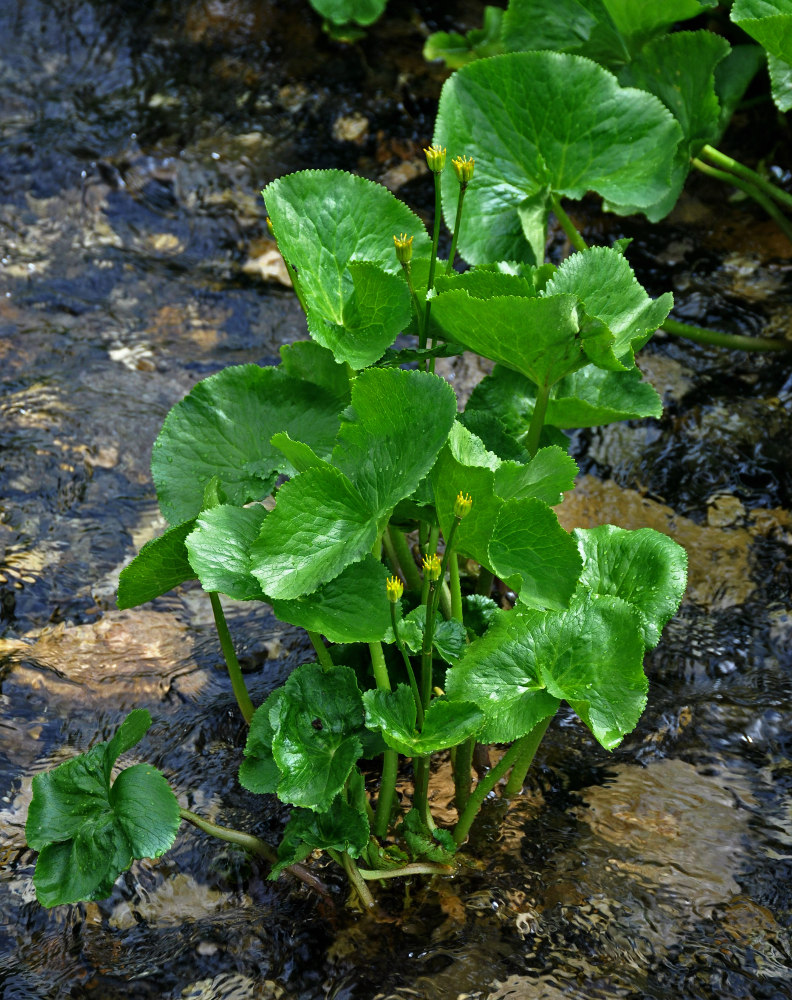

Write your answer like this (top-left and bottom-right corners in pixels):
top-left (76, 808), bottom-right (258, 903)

top-left (433, 51), bottom-right (682, 263)
top-left (153, 365), bottom-right (343, 524)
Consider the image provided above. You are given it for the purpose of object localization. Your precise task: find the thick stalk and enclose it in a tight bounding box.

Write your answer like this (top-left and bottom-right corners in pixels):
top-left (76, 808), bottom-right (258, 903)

top-left (445, 183), bottom-right (467, 274)
top-left (209, 592), bottom-right (254, 724)
top-left (453, 737), bottom-right (534, 845)
top-left (701, 144), bottom-right (792, 213)
top-left (661, 317), bottom-right (790, 352)
top-left (438, 581), bottom-right (453, 620)
top-left (412, 755), bottom-right (433, 829)
top-left (423, 171), bottom-right (443, 357)
top-left (387, 525), bottom-right (422, 592)
top-left (382, 528), bottom-right (401, 577)
top-left (308, 630), bottom-right (334, 671)
top-left (502, 715), bottom-right (553, 797)
top-left (692, 157), bottom-right (792, 246)
top-left (524, 382), bottom-right (552, 458)
top-left (400, 260), bottom-right (426, 337)
top-left (453, 736), bottom-right (474, 813)
top-left (369, 640), bottom-right (398, 838)
top-left (420, 583), bottom-right (438, 710)
top-left (550, 193), bottom-right (588, 252)
top-left (179, 808), bottom-right (328, 898)
top-left (339, 852), bottom-right (377, 910)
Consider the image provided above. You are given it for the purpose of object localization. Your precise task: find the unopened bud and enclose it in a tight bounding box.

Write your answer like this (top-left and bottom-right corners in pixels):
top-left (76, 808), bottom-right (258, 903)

top-left (422, 552), bottom-right (442, 582)
top-left (424, 144), bottom-right (447, 173)
top-left (393, 232), bottom-right (413, 263)
top-left (386, 575), bottom-right (404, 603)
top-left (452, 155), bottom-right (474, 186)
top-left (266, 216), bottom-right (275, 237)
top-left (454, 492), bottom-right (473, 519)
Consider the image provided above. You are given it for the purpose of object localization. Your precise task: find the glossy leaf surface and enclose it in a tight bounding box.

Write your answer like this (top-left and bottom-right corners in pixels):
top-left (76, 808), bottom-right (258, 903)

top-left (185, 504), bottom-right (267, 600)
top-left (117, 520), bottom-right (196, 609)
top-left (363, 685), bottom-right (484, 756)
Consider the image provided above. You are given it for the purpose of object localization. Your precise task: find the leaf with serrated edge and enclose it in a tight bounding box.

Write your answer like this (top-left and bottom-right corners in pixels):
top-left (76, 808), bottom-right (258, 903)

top-left (117, 520), bottom-right (196, 610)
top-left (239, 690), bottom-right (284, 795)
top-left (185, 504), bottom-right (267, 600)
top-left (363, 685), bottom-right (483, 756)
top-left (272, 555), bottom-right (391, 643)
top-left (502, 0), bottom-right (629, 66)
top-left (731, 0), bottom-right (792, 65)
top-left (153, 365), bottom-right (343, 524)
top-left (279, 340), bottom-right (351, 407)
top-left (544, 247), bottom-right (672, 369)
top-left (433, 52), bottom-right (682, 263)
top-left (250, 465), bottom-right (377, 600)
top-left (271, 663), bottom-right (365, 811)
top-left (493, 447), bottom-right (578, 505)
top-left (488, 497), bottom-right (583, 610)
top-left (574, 525), bottom-right (687, 648)
top-left (333, 367), bottom-right (457, 518)
top-left (270, 796), bottom-right (369, 879)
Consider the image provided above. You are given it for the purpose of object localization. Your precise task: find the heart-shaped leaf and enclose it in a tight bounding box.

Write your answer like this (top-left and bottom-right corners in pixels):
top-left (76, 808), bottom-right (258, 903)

top-left (185, 504), bottom-right (268, 600)
top-left (363, 684), bottom-right (484, 756)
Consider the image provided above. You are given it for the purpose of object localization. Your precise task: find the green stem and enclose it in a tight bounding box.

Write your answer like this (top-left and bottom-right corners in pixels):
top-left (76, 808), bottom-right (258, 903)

top-left (412, 755), bottom-right (433, 829)
top-left (340, 852), bottom-right (377, 909)
top-left (356, 861), bottom-right (454, 879)
top-left (391, 602), bottom-right (423, 727)
top-left (387, 526), bottom-right (422, 592)
top-left (475, 568), bottom-right (494, 598)
top-left (438, 581), bottom-right (453, 621)
top-left (308, 630), bottom-right (334, 671)
top-left (550, 193), bottom-right (588, 252)
top-left (421, 584), bottom-right (438, 710)
top-left (502, 715), bottom-right (553, 797)
top-left (382, 528), bottom-right (401, 576)
top-left (369, 640), bottom-right (398, 839)
top-left (423, 171), bottom-right (443, 360)
top-left (692, 157), bottom-right (792, 246)
top-left (449, 554), bottom-right (463, 622)
top-left (179, 808), bottom-right (328, 898)
top-left (421, 524), bottom-right (440, 607)
top-left (661, 317), bottom-right (791, 352)
top-left (209, 592), bottom-right (254, 724)
top-left (701, 144), bottom-right (792, 214)
top-left (400, 260), bottom-right (426, 338)
top-left (445, 183), bottom-right (468, 274)
top-left (453, 736), bottom-right (474, 813)
top-left (524, 382), bottom-right (552, 458)
top-left (453, 727), bottom-right (545, 845)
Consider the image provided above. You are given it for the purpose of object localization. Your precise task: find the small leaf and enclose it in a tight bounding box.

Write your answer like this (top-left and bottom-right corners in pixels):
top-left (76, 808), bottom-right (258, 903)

top-left (574, 525), bottom-right (688, 648)
top-left (423, 5), bottom-right (505, 68)
top-left (152, 365), bottom-right (343, 524)
top-left (272, 555), bottom-right (391, 643)
top-left (363, 685), bottom-right (484, 756)
top-left (271, 663), bottom-right (366, 811)
top-left (731, 0), bottom-right (792, 67)
top-left (401, 809), bottom-right (457, 863)
top-left (493, 446), bottom-right (578, 505)
top-left (461, 593), bottom-right (500, 638)
top-left (185, 504), bottom-right (267, 600)
top-left (488, 497), bottom-right (583, 610)
top-left (117, 520), bottom-right (196, 610)
top-left (388, 606), bottom-right (468, 664)
top-left (308, 0), bottom-right (387, 27)
top-left (271, 796), bottom-right (369, 879)
top-left (26, 710), bottom-right (180, 907)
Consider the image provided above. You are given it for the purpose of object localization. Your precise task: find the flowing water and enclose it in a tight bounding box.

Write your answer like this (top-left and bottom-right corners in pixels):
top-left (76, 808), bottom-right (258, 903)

top-left (1, 2), bottom-right (792, 998)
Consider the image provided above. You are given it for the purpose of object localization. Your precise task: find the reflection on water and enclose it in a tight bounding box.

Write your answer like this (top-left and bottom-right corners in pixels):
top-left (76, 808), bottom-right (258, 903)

top-left (2, 1), bottom-right (792, 997)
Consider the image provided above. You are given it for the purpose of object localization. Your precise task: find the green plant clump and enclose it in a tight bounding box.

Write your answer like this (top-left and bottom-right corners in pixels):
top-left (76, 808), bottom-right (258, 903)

top-left (26, 55), bottom-right (692, 912)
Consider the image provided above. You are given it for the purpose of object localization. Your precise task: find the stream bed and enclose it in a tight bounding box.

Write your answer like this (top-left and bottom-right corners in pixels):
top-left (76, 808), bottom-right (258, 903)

top-left (2, 2), bottom-right (792, 998)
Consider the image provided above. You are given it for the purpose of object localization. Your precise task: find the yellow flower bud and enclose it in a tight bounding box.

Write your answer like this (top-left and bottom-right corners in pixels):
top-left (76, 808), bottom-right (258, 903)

top-left (393, 232), bottom-right (413, 263)
top-left (386, 575), bottom-right (404, 603)
top-left (424, 144), bottom-right (447, 173)
top-left (422, 552), bottom-right (442, 582)
top-left (452, 155), bottom-right (474, 185)
top-left (454, 491), bottom-right (473, 519)
top-left (265, 216), bottom-right (275, 237)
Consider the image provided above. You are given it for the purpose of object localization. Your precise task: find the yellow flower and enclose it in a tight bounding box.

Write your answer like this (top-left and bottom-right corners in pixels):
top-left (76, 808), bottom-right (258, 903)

top-left (386, 575), bottom-right (404, 603)
top-left (423, 144), bottom-right (447, 173)
top-left (454, 491), bottom-right (473, 519)
top-left (393, 233), bottom-right (413, 263)
top-left (452, 155), bottom-right (474, 185)
top-left (422, 552), bottom-right (442, 582)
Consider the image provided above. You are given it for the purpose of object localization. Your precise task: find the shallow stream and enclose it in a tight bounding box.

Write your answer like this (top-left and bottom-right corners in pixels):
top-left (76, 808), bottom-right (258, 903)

top-left (2, 2), bottom-right (792, 998)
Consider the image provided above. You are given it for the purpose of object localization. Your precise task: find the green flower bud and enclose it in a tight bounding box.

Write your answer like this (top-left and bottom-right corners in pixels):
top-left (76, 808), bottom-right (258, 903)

top-left (452, 155), bottom-right (474, 186)
top-left (386, 575), bottom-right (404, 603)
top-left (454, 491), bottom-right (473, 519)
top-left (422, 552), bottom-right (442, 582)
top-left (393, 232), bottom-right (414, 263)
